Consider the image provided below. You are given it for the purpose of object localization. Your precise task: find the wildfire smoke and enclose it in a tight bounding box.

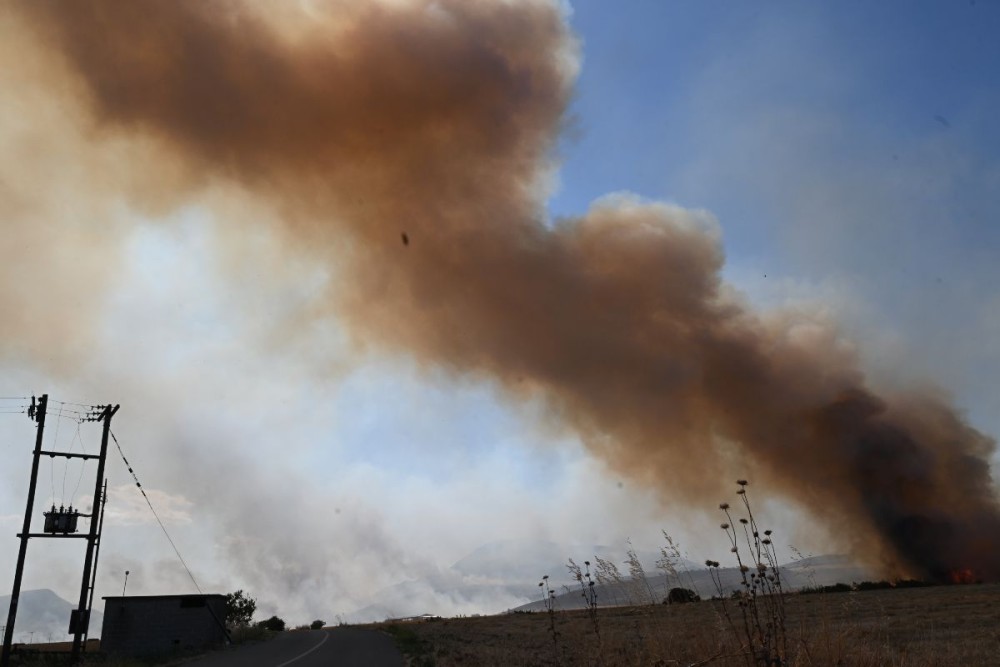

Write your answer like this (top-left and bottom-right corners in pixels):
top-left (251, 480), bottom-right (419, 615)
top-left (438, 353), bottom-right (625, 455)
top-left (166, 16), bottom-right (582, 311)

top-left (3, 0), bottom-right (999, 581)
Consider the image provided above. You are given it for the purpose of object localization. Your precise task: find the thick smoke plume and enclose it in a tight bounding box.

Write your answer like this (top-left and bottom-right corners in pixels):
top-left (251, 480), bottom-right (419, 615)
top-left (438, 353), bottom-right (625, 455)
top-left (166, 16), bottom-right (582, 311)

top-left (7, 0), bottom-right (1000, 581)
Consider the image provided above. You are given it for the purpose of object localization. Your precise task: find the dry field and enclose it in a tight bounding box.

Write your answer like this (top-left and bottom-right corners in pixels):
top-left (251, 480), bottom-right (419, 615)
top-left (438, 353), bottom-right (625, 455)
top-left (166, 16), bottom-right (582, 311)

top-left (382, 583), bottom-right (1000, 666)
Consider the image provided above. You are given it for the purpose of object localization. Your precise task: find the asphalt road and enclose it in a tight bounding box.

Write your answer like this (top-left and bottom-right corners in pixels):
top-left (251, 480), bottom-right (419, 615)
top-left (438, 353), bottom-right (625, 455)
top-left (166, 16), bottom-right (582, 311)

top-left (184, 628), bottom-right (404, 667)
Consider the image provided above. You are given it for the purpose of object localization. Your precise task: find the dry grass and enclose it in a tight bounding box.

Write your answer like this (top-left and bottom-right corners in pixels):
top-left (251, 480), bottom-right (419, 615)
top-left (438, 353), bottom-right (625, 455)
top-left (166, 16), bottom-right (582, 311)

top-left (7, 639), bottom-right (100, 654)
top-left (382, 583), bottom-right (1000, 666)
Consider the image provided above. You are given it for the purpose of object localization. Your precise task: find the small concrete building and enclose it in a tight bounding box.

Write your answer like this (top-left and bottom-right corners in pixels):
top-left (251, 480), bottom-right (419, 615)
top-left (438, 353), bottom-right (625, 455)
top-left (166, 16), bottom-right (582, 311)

top-left (100, 594), bottom-right (227, 655)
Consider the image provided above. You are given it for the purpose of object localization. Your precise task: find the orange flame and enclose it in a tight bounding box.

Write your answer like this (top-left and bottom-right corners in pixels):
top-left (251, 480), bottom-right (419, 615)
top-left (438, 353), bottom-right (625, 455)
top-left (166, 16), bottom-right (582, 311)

top-left (947, 568), bottom-right (976, 585)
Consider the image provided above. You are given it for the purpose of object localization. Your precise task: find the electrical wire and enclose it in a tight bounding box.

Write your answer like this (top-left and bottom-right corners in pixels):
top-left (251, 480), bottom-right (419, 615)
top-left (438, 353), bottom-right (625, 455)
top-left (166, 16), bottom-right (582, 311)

top-left (51, 404), bottom-right (64, 504)
top-left (48, 411), bottom-right (101, 423)
top-left (49, 442), bottom-right (56, 509)
top-left (48, 399), bottom-right (105, 423)
top-left (50, 399), bottom-right (103, 409)
top-left (61, 416), bottom-right (83, 504)
top-left (110, 430), bottom-right (204, 595)
top-left (69, 425), bottom-right (87, 506)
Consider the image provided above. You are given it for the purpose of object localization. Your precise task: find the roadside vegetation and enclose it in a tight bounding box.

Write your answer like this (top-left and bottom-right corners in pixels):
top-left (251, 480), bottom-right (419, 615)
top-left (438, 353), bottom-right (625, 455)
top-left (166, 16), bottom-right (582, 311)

top-left (382, 481), bottom-right (1000, 666)
top-left (225, 590), bottom-right (287, 641)
top-left (383, 624), bottom-right (436, 667)
top-left (385, 584), bottom-right (1000, 667)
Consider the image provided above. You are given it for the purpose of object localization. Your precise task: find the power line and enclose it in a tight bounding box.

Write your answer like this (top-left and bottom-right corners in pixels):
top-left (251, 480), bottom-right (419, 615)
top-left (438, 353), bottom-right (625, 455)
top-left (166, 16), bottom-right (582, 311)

top-left (48, 447), bottom-right (55, 508)
top-left (49, 399), bottom-right (104, 409)
top-left (38, 410), bottom-right (102, 424)
top-left (51, 405), bottom-right (64, 505)
top-left (69, 425), bottom-right (87, 506)
top-left (1, 397), bottom-right (103, 412)
top-left (109, 431), bottom-right (204, 595)
top-left (48, 400), bottom-right (106, 423)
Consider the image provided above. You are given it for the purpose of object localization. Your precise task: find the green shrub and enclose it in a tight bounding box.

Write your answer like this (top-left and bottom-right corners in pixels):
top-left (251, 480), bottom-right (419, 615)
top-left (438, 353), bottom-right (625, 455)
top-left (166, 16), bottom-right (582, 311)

top-left (225, 590), bottom-right (257, 627)
top-left (257, 615), bottom-right (286, 632)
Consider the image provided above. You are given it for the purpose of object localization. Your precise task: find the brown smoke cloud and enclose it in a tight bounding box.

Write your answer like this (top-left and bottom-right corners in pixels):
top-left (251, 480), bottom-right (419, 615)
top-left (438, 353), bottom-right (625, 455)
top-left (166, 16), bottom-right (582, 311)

top-left (6, 0), bottom-right (999, 581)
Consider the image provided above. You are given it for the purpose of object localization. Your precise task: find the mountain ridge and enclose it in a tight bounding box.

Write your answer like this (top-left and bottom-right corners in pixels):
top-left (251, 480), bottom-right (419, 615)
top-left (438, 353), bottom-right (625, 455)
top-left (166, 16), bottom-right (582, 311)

top-left (0, 589), bottom-right (104, 642)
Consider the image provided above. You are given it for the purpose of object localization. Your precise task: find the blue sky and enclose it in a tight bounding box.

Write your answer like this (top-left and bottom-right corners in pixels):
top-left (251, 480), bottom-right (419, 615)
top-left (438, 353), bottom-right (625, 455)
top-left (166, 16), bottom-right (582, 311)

top-left (554, 0), bottom-right (1000, 274)
top-left (554, 0), bottom-right (1000, 429)
top-left (1, 0), bottom-right (999, 628)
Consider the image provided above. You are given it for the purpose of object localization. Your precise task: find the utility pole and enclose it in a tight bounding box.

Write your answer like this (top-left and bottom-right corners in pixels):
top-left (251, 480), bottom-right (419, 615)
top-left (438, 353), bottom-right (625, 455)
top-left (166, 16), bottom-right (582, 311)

top-left (1, 397), bottom-right (119, 667)
top-left (1, 394), bottom-right (47, 667)
top-left (82, 480), bottom-right (108, 650)
top-left (71, 403), bottom-right (117, 661)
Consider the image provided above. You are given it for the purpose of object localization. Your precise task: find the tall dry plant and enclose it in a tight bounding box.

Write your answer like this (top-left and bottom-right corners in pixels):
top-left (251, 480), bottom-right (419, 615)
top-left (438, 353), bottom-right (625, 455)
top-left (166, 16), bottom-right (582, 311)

top-left (568, 558), bottom-right (603, 663)
top-left (539, 575), bottom-right (562, 665)
top-left (624, 539), bottom-right (658, 605)
top-left (709, 480), bottom-right (788, 666)
top-left (593, 555), bottom-right (627, 606)
top-left (657, 531), bottom-right (702, 600)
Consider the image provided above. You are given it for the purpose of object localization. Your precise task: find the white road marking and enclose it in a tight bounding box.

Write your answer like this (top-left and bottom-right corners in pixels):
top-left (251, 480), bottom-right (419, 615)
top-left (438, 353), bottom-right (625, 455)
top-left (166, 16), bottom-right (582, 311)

top-left (275, 631), bottom-right (329, 667)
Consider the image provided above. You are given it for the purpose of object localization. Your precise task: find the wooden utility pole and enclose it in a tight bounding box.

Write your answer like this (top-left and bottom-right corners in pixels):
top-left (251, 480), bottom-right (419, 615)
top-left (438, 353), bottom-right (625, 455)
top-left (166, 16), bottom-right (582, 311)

top-left (1, 395), bottom-right (47, 667)
top-left (71, 404), bottom-right (118, 662)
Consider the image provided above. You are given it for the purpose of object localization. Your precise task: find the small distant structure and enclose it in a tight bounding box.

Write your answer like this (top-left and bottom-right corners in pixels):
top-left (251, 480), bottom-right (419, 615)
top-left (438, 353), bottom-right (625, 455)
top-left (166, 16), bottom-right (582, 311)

top-left (100, 594), bottom-right (227, 656)
top-left (388, 613), bottom-right (442, 623)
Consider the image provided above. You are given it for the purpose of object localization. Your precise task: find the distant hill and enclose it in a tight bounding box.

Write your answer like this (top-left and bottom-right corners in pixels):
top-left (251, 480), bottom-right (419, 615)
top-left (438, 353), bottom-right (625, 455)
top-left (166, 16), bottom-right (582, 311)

top-left (513, 554), bottom-right (874, 612)
top-left (0, 589), bottom-right (104, 642)
top-left (346, 540), bottom-right (706, 623)
top-left (452, 540), bottom-right (700, 582)
top-left (341, 539), bottom-right (874, 622)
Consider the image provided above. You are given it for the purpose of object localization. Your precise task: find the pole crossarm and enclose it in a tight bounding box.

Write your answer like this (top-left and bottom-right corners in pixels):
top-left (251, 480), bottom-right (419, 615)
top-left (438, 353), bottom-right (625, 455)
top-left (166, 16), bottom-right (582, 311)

top-left (38, 450), bottom-right (101, 460)
top-left (16, 534), bottom-right (92, 539)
